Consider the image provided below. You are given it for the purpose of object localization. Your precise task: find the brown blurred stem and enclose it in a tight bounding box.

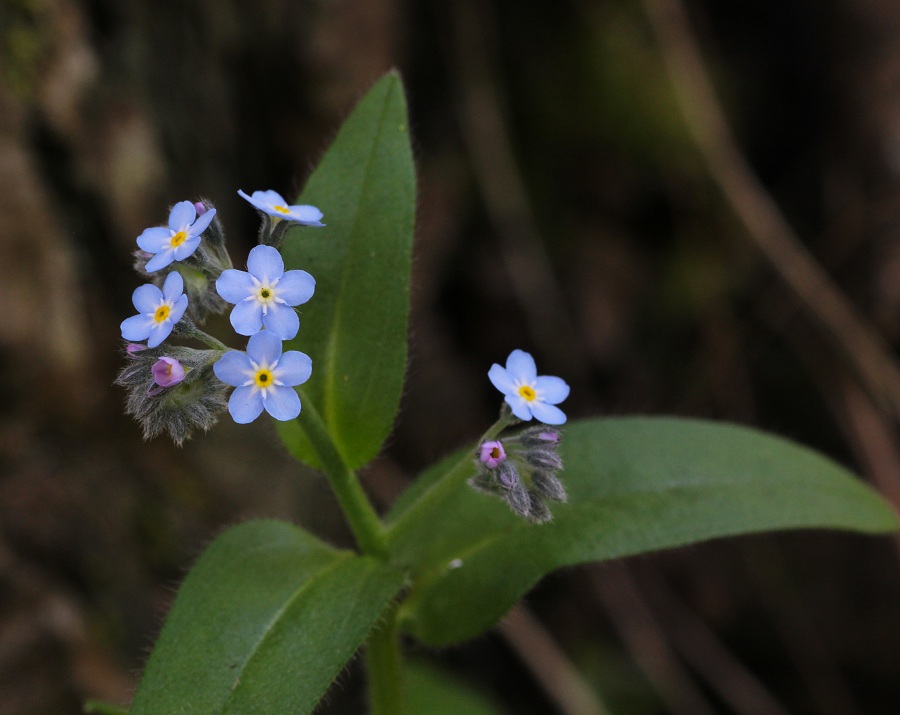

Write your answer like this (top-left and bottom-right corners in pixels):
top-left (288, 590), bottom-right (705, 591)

top-left (592, 566), bottom-right (719, 715)
top-left (499, 604), bottom-right (612, 715)
top-left (641, 0), bottom-right (900, 419)
top-left (445, 0), bottom-right (590, 384)
top-left (637, 567), bottom-right (795, 715)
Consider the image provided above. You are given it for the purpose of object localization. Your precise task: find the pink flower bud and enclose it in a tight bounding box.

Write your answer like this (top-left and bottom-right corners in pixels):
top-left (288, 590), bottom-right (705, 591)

top-left (478, 440), bottom-right (506, 469)
top-left (151, 356), bottom-right (185, 387)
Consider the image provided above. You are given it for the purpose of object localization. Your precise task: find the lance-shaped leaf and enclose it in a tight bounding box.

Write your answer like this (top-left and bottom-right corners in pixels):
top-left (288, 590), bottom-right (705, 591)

top-left (130, 520), bottom-right (404, 715)
top-left (387, 418), bottom-right (898, 646)
top-left (278, 71), bottom-right (415, 470)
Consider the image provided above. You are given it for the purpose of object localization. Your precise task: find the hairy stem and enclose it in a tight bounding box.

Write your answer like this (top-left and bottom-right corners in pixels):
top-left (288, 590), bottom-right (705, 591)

top-left (366, 604), bottom-right (405, 715)
top-left (298, 397), bottom-right (387, 558)
top-left (386, 407), bottom-right (519, 544)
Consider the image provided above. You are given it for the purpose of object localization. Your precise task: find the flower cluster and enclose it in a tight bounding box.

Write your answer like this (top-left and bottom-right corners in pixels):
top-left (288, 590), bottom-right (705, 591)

top-left (467, 349), bottom-right (570, 522)
top-left (470, 426), bottom-right (567, 523)
top-left (117, 190), bottom-right (323, 443)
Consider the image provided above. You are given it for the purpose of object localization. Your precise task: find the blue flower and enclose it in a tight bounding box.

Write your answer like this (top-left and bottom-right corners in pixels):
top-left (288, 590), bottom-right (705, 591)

top-left (238, 189), bottom-right (324, 226)
top-left (488, 349), bottom-right (570, 425)
top-left (120, 272), bottom-right (188, 348)
top-left (137, 200), bottom-right (217, 272)
top-left (213, 330), bottom-right (312, 423)
top-left (215, 245), bottom-right (315, 340)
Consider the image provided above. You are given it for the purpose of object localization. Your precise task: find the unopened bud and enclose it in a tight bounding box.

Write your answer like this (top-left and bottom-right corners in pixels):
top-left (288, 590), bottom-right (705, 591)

top-left (152, 356), bottom-right (186, 387)
top-left (532, 471), bottom-right (567, 502)
top-left (525, 448), bottom-right (564, 472)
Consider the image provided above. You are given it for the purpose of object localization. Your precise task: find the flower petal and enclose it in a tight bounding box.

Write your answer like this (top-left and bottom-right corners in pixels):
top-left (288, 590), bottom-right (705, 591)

top-left (276, 350), bottom-right (312, 386)
top-left (535, 375), bottom-right (570, 404)
top-left (144, 250), bottom-right (176, 272)
top-left (168, 201), bottom-right (196, 230)
top-left (505, 394), bottom-right (535, 421)
top-left (146, 321), bottom-right (174, 348)
top-left (257, 190), bottom-right (286, 206)
top-left (228, 385), bottom-right (265, 424)
top-left (230, 300), bottom-right (263, 336)
top-left (261, 304), bottom-right (299, 340)
top-left (132, 283), bottom-right (163, 313)
top-left (161, 271), bottom-right (184, 301)
top-left (505, 349), bottom-right (537, 383)
top-left (263, 385), bottom-right (301, 421)
top-left (247, 329), bottom-right (283, 365)
top-left (172, 235), bottom-right (202, 261)
top-left (529, 401), bottom-right (567, 425)
top-left (288, 205), bottom-right (324, 224)
top-left (247, 245), bottom-right (284, 282)
top-left (169, 295), bottom-right (189, 324)
top-left (488, 364), bottom-right (515, 395)
top-left (276, 270), bottom-right (315, 305)
top-left (189, 207), bottom-right (216, 236)
top-left (214, 350), bottom-right (254, 386)
top-left (136, 226), bottom-right (173, 253)
top-left (120, 314), bottom-right (152, 341)
top-left (216, 269), bottom-right (256, 303)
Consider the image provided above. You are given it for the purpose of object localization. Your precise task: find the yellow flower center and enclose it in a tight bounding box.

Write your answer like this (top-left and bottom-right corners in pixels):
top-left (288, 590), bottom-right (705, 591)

top-left (489, 445), bottom-right (502, 459)
top-left (257, 286), bottom-right (276, 305)
top-left (273, 205), bottom-right (291, 215)
top-left (153, 305), bottom-right (171, 323)
top-left (254, 369), bottom-right (274, 389)
top-left (518, 385), bottom-right (537, 402)
top-left (170, 230), bottom-right (187, 247)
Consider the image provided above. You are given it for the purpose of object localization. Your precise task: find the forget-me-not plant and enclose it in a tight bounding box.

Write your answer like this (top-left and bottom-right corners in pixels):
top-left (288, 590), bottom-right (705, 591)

top-left (213, 330), bottom-right (312, 423)
top-left (238, 189), bottom-right (324, 226)
top-left (488, 349), bottom-right (570, 425)
top-left (138, 200), bottom-right (217, 272)
top-left (120, 271), bottom-right (188, 348)
top-left (118, 190), bottom-right (323, 444)
top-left (215, 244), bottom-right (315, 340)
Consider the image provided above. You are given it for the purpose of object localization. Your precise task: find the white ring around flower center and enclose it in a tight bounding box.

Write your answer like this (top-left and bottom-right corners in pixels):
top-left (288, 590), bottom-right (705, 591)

top-left (244, 360), bottom-right (283, 396)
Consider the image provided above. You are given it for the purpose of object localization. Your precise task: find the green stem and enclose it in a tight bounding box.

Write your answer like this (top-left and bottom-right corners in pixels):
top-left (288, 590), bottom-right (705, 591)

top-left (386, 408), bottom-right (519, 544)
top-left (366, 604), bottom-right (404, 715)
top-left (299, 396), bottom-right (387, 558)
top-left (176, 319), bottom-right (229, 351)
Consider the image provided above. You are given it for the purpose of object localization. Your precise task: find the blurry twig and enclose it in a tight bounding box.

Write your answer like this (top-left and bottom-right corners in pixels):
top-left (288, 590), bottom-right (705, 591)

top-left (740, 539), bottom-right (865, 715)
top-left (642, 0), bottom-right (900, 419)
top-left (638, 567), bottom-right (796, 715)
top-left (499, 604), bottom-right (612, 715)
top-left (444, 0), bottom-right (590, 385)
top-left (839, 378), bottom-right (900, 517)
top-left (592, 567), bottom-right (719, 715)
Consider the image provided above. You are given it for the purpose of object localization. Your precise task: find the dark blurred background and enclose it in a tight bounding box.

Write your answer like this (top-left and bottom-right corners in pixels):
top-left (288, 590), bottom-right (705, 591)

top-left (2, 0), bottom-right (900, 712)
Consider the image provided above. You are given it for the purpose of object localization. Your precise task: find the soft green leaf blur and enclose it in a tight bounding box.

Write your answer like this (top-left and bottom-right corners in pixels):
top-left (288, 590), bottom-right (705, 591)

top-left (129, 520), bottom-right (404, 714)
top-left (277, 71), bottom-right (415, 470)
top-left (388, 418), bottom-right (898, 645)
top-left (405, 661), bottom-right (506, 715)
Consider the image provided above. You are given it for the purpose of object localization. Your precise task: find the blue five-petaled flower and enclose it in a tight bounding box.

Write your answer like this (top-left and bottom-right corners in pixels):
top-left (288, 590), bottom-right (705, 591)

top-left (214, 330), bottom-right (312, 423)
top-left (238, 189), bottom-right (324, 226)
top-left (137, 200), bottom-right (217, 272)
top-left (120, 272), bottom-right (188, 348)
top-left (488, 349), bottom-right (570, 425)
top-left (215, 244), bottom-right (315, 341)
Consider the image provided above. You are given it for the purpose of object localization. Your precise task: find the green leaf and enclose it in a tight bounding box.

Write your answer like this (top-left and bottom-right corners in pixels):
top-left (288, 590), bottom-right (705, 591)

top-left (130, 520), bottom-right (405, 715)
top-left (278, 70), bottom-right (415, 470)
top-left (406, 661), bottom-right (506, 715)
top-left (388, 417), bottom-right (898, 646)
